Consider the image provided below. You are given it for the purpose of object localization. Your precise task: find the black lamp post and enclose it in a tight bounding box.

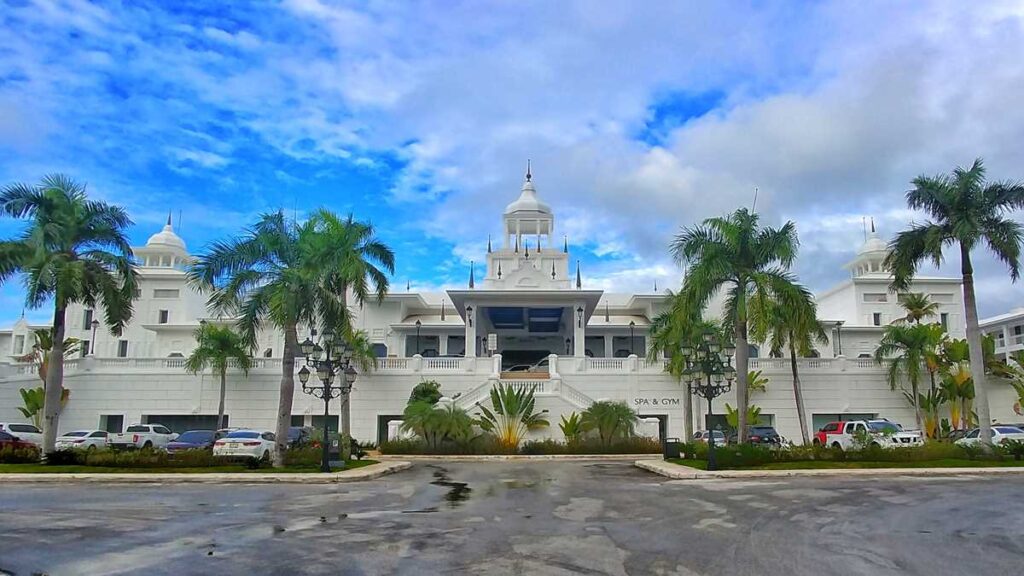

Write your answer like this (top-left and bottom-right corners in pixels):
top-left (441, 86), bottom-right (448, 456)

top-left (629, 321), bottom-right (636, 356)
top-left (298, 328), bottom-right (357, 473)
top-left (565, 337), bottom-right (572, 355)
top-left (680, 330), bottom-right (736, 471)
top-left (90, 319), bottom-right (99, 355)
top-left (414, 319), bottom-right (422, 356)
top-left (834, 321), bottom-right (844, 356)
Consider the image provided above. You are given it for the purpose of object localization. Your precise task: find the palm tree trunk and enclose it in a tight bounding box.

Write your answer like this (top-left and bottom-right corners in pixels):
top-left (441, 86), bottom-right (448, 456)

top-left (42, 305), bottom-right (67, 454)
top-left (217, 367), bottom-right (227, 431)
top-left (789, 338), bottom-right (810, 445)
top-left (682, 381), bottom-right (693, 440)
top-left (912, 380), bottom-right (924, 436)
top-left (340, 288), bottom-right (352, 461)
top-left (734, 310), bottom-right (750, 443)
top-left (960, 244), bottom-right (993, 444)
top-left (273, 323), bottom-right (299, 467)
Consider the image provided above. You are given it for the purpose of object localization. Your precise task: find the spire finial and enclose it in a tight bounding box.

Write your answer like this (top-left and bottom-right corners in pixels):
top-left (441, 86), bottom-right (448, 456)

top-left (551, 262), bottom-right (556, 280)
top-left (575, 260), bottom-right (582, 289)
top-left (497, 262), bottom-right (502, 279)
top-left (469, 261), bottom-right (475, 289)
top-left (563, 235), bottom-right (568, 254)
top-left (870, 217), bottom-right (876, 234)
top-left (167, 211), bottom-right (172, 227)
top-left (654, 279), bottom-right (658, 292)
top-left (605, 302), bottom-right (609, 322)
top-left (525, 239), bottom-right (530, 259)
top-left (515, 234), bottom-right (519, 253)
top-left (441, 300), bottom-right (446, 321)
top-left (406, 279), bottom-right (410, 292)
top-left (526, 159), bottom-right (532, 182)
top-left (487, 235), bottom-right (492, 253)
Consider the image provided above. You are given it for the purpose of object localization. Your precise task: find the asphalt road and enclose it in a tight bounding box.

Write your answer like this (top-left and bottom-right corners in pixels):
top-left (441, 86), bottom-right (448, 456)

top-left (0, 462), bottom-right (1022, 576)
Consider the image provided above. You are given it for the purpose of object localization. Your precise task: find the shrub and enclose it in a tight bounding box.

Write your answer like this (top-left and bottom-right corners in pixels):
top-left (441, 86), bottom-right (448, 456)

top-left (1, 445), bottom-right (41, 464)
top-left (284, 446), bottom-right (323, 467)
top-left (1000, 439), bottom-right (1024, 461)
top-left (45, 448), bottom-right (87, 465)
top-left (559, 412), bottom-right (583, 445)
top-left (580, 401), bottom-right (636, 446)
top-left (408, 380), bottom-right (443, 404)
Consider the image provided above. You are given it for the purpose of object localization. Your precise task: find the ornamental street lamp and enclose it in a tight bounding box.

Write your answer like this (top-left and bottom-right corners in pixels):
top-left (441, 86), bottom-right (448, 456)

top-left (629, 321), bottom-right (636, 356)
top-left (414, 319), bottom-right (422, 356)
top-left (680, 329), bottom-right (737, 471)
top-left (298, 328), bottom-right (357, 473)
top-left (90, 319), bottom-right (99, 355)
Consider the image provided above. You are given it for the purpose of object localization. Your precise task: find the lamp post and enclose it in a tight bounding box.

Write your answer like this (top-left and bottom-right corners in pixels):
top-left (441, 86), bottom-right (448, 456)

top-left (680, 330), bottom-right (736, 471)
top-left (298, 328), bottom-right (357, 472)
top-left (629, 321), bottom-right (636, 356)
top-left (414, 319), bottom-right (422, 357)
top-left (90, 319), bottom-right (99, 355)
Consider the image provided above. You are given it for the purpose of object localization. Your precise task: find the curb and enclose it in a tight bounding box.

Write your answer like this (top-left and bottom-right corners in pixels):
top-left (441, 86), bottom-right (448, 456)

top-left (634, 459), bottom-right (1024, 480)
top-left (0, 461), bottom-right (413, 484)
top-left (378, 454), bottom-right (660, 462)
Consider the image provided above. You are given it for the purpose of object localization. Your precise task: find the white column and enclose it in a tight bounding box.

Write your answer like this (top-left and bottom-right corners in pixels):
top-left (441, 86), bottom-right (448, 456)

top-left (604, 335), bottom-right (613, 358)
top-left (573, 303), bottom-right (586, 357)
top-left (439, 335), bottom-right (449, 356)
top-left (465, 304), bottom-right (477, 358)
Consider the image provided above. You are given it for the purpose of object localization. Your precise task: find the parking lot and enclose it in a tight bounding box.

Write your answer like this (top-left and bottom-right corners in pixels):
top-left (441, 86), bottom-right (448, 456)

top-left (1, 461), bottom-right (1023, 575)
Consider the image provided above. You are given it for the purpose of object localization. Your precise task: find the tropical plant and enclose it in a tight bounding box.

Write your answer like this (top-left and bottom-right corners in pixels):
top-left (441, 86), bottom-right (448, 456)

top-left (559, 412), bottom-right (583, 445)
top-left (886, 158), bottom-right (1024, 444)
top-left (724, 403), bottom-right (762, 429)
top-left (400, 401), bottom-right (474, 450)
top-left (475, 383), bottom-right (549, 449)
top-left (17, 386), bottom-right (68, 428)
top-left (0, 174), bottom-right (138, 452)
top-left (580, 401), bottom-right (637, 447)
top-left (16, 329), bottom-right (83, 387)
top-left (905, 389), bottom-right (943, 439)
top-left (875, 323), bottom-right (946, 435)
top-left (749, 290), bottom-right (828, 445)
top-left (672, 207), bottom-right (804, 442)
top-left (184, 323), bottom-right (253, 431)
top-left (408, 380), bottom-right (443, 405)
top-left (938, 338), bottom-right (974, 430)
top-left (747, 370), bottom-right (768, 395)
top-left (894, 292), bottom-right (940, 324)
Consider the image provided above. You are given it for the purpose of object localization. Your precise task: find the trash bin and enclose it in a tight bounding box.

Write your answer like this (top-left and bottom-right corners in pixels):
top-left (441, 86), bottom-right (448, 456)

top-left (663, 437), bottom-right (681, 460)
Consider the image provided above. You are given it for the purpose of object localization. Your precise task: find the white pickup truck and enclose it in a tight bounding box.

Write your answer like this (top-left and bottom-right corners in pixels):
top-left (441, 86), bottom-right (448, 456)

top-left (827, 419), bottom-right (923, 450)
top-left (109, 424), bottom-right (177, 450)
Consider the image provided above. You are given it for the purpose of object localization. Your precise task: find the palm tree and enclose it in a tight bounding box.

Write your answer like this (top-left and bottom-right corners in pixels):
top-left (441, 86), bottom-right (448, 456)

top-left (18, 386), bottom-right (68, 428)
top-left (189, 211), bottom-right (351, 467)
top-left (184, 322), bottom-right (253, 431)
top-left (750, 290), bottom-right (828, 445)
top-left (886, 158), bottom-right (1024, 444)
top-left (16, 328), bottom-right (83, 387)
top-left (895, 292), bottom-right (940, 324)
top-left (672, 208), bottom-right (803, 442)
top-left (874, 323), bottom-right (946, 435)
top-left (311, 211), bottom-right (394, 460)
top-left (580, 401), bottom-right (637, 447)
top-left (0, 175), bottom-right (138, 452)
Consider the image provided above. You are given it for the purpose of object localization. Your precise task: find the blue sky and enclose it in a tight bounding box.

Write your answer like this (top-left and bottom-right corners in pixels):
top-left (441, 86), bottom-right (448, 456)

top-left (2, 0), bottom-right (1024, 326)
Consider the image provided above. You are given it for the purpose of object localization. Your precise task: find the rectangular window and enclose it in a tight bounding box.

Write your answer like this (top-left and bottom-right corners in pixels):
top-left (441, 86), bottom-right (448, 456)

top-left (1015, 326), bottom-right (1022, 336)
top-left (118, 340), bottom-right (129, 357)
top-left (863, 293), bottom-right (888, 303)
top-left (13, 335), bottom-right (25, 355)
top-left (80, 341), bottom-right (90, 358)
top-left (153, 289), bottom-right (180, 299)
top-left (940, 313), bottom-right (949, 329)
top-left (872, 313), bottom-right (882, 326)
top-left (158, 310), bottom-right (169, 324)
top-left (99, 415), bottom-right (124, 434)
top-left (83, 309), bottom-right (94, 330)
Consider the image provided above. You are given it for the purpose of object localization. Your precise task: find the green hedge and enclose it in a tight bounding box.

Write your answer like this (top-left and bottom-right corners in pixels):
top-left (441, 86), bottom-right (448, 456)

top-left (380, 435), bottom-right (661, 455)
top-left (0, 445), bottom-right (41, 464)
top-left (675, 441), bottom-right (1019, 469)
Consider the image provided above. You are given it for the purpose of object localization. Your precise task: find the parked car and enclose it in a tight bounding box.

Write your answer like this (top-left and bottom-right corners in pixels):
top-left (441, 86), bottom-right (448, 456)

top-left (728, 425), bottom-right (781, 445)
top-left (507, 358), bottom-right (550, 372)
top-left (955, 426), bottom-right (1024, 447)
top-left (0, 430), bottom-right (37, 451)
top-left (213, 429), bottom-right (276, 462)
top-left (692, 430), bottom-right (727, 444)
top-left (820, 419), bottom-right (923, 450)
top-left (165, 430), bottom-right (219, 453)
top-left (288, 426), bottom-right (313, 448)
top-left (0, 423), bottom-right (43, 447)
top-left (55, 430), bottom-right (109, 451)
top-left (109, 424), bottom-right (178, 450)
top-left (944, 428), bottom-right (970, 443)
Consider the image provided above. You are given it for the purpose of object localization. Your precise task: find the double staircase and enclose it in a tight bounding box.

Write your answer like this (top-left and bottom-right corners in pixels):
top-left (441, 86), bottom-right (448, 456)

top-left (452, 377), bottom-right (595, 411)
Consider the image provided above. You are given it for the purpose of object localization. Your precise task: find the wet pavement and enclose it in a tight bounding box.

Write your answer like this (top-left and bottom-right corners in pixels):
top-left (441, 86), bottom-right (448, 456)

top-left (1, 461), bottom-right (1023, 575)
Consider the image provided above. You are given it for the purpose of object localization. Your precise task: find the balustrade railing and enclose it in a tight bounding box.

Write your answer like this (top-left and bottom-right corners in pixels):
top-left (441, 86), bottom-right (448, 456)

top-left (375, 357), bottom-right (411, 371)
top-left (586, 358), bottom-right (625, 371)
top-left (424, 357), bottom-right (464, 371)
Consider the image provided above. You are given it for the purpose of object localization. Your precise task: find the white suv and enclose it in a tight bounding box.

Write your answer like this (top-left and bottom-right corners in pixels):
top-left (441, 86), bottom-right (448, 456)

top-left (0, 423), bottom-right (43, 447)
top-left (827, 419), bottom-right (923, 450)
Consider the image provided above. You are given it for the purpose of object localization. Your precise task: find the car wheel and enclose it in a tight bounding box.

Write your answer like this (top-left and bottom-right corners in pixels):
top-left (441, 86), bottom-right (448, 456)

top-left (262, 450), bottom-right (270, 461)
top-left (831, 442), bottom-right (842, 450)
top-left (87, 444), bottom-right (97, 451)
top-left (143, 441), bottom-right (153, 449)
top-left (870, 442), bottom-right (881, 448)
top-left (812, 439), bottom-right (820, 446)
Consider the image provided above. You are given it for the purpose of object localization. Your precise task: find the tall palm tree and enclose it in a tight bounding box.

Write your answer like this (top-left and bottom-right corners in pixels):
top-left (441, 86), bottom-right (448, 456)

top-left (895, 292), bottom-right (940, 324)
top-left (189, 211), bottom-right (351, 467)
top-left (750, 287), bottom-right (828, 445)
top-left (886, 158), bottom-right (1024, 443)
top-left (311, 211), bottom-right (394, 460)
top-left (672, 208), bottom-right (803, 442)
top-left (184, 322), bottom-right (253, 431)
top-left (874, 323), bottom-right (946, 435)
top-left (0, 175), bottom-right (138, 452)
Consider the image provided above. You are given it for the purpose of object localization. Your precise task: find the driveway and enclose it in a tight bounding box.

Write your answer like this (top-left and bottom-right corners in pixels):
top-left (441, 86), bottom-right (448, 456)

top-left (0, 461), bottom-right (1022, 575)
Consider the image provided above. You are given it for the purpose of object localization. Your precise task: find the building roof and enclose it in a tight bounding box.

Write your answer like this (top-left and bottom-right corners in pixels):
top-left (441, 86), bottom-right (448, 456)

top-left (504, 173), bottom-right (551, 215)
top-left (980, 307), bottom-right (1024, 327)
top-left (145, 214), bottom-right (186, 251)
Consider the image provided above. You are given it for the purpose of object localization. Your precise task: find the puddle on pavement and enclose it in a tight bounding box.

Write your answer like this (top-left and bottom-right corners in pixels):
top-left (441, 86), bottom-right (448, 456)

top-left (429, 468), bottom-right (472, 507)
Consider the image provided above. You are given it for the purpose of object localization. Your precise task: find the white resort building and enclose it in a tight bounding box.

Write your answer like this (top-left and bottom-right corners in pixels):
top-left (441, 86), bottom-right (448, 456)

top-left (0, 170), bottom-right (1020, 443)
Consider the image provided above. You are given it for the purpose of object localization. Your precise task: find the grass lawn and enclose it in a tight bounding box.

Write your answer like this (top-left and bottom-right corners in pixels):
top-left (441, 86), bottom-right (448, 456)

top-left (666, 458), bottom-right (1024, 471)
top-left (0, 459), bottom-right (378, 474)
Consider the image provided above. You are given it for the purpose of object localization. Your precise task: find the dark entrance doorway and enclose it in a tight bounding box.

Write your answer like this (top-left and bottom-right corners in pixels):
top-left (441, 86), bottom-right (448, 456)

top-left (377, 415), bottom-right (403, 445)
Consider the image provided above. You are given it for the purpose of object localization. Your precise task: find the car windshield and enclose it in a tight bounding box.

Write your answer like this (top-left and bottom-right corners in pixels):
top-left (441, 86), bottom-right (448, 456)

top-left (176, 431), bottom-right (214, 443)
top-left (225, 431), bottom-right (260, 439)
top-left (996, 426), bottom-right (1024, 434)
top-left (750, 427), bottom-right (776, 434)
top-left (62, 431), bottom-right (89, 437)
top-left (126, 425), bottom-right (150, 433)
top-left (868, 421), bottom-right (899, 433)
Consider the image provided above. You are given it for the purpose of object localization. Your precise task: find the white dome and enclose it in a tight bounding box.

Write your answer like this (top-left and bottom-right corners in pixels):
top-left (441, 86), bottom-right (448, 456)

top-left (504, 179), bottom-right (551, 215)
top-left (858, 232), bottom-right (887, 255)
top-left (147, 223), bottom-right (186, 251)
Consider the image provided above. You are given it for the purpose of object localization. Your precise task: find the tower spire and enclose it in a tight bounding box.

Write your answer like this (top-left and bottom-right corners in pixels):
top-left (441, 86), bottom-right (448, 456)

top-left (526, 159), bottom-right (532, 182)
top-left (551, 262), bottom-right (556, 280)
top-left (654, 279), bottom-right (658, 292)
top-left (441, 300), bottom-right (446, 321)
top-left (487, 235), bottom-right (492, 253)
top-left (563, 235), bottom-right (568, 253)
top-left (167, 210), bottom-right (173, 227)
top-left (469, 261), bottom-right (475, 289)
top-left (575, 260), bottom-right (582, 289)
top-left (524, 239), bottom-right (530, 259)
top-left (870, 217), bottom-right (876, 233)
top-left (497, 261), bottom-right (502, 279)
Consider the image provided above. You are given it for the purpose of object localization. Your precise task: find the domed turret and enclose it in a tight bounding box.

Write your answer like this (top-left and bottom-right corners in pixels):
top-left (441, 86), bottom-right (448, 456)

top-left (146, 213), bottom-right (186, 251)
top-left (135, 212), bottom-right (189, 269)
top-left (504, 161), bottom-right (551, 215)
top-left (846, 218), bottom-right (889, 277)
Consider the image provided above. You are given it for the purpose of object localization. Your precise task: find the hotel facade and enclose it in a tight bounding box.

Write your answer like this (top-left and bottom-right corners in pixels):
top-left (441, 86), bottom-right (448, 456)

top-left (1, 172), bottom-right (1020, 443)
